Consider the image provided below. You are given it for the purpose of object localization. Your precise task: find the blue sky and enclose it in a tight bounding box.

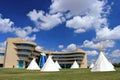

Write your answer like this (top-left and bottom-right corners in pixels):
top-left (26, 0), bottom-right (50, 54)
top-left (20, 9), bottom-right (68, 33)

top-left (0, 0), bottom-right (120, 63)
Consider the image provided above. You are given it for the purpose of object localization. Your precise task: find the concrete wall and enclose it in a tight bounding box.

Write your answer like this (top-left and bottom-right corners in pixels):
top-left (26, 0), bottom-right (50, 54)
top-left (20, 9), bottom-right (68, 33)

top-left (4, 38), bottom-right (20, 68)
top-left (80, 53), bottom-right (87, 68)
top-left (0, 50), bottom-right (5, 67)
top-left (4, 38), bottom-right (38, 68)
top-left (0, 56), bottom-right (4, 64)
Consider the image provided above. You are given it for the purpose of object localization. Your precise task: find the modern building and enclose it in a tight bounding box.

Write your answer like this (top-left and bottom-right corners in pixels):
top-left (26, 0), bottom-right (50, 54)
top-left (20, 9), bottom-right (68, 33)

top-left (4, 38), bottom-right (40, 68)
top-left (0, 38), bottom-right (87, 69)
top-left (45, 49), bottom-right (87, 68)
top-left (0, 50), bottom-right (5, 68)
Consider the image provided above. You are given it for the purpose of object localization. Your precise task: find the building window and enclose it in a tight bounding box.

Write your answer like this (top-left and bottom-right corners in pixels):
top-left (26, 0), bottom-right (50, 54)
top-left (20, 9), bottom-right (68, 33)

top-left (18, 54), bottom-right (28, 57)
top-left (0, 53), bottom-right (5, 56)
top-left (17, 49), bottom-right (31, 52)
top-left (18, 60), bottom-right (24, 68)
top-left (33, 51), bottom-right (40, 55)
top-left (16, 44), bottom-right (34, 48)
top-left (0, 64), bottom-right (3, 67)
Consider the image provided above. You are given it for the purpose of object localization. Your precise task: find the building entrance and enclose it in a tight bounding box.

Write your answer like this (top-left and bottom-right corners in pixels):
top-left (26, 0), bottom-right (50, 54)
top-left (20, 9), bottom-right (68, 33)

top-left (18, 60), bottom-right (23, 68)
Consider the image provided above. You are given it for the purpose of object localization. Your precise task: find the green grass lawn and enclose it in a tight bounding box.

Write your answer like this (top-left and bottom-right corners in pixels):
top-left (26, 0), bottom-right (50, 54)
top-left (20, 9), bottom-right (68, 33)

top-left (0, 68), bottom-right (120, 80)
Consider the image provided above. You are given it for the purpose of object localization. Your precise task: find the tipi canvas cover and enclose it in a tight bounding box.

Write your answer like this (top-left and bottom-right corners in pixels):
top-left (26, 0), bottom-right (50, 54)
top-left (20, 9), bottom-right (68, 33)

top-left (27, 58), bottom-right (40, 70)
top-left (55, 61), bottom-right (61, 69)
top-left (89, 62), bottom-right (94, 69)
top-left (71, 60), bottom-right (79, 69)
top-left (91, 51), bottom-right (115, 72)
top-left (41, 55), bottom-right (59, 72)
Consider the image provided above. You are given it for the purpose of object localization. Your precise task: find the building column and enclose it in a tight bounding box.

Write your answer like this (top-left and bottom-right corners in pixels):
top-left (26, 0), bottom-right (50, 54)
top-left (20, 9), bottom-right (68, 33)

top-left (80, 54), bottom-right (87, 68)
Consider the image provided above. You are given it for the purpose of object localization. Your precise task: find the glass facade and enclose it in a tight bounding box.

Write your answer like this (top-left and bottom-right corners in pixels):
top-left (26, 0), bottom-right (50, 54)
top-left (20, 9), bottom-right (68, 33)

top-left (29, 58), bottom-right (33, 60)
top-left (16, 43), bottom-right (40, 68)
top-left (33, 51), bottom-right (40, 55)
top-left (18, 60), bottom-right (24, 68)
top-left (53, 53), bottom-right (83, 56)
top-left (52, 53), bottom-right (84, 68)
top-left (3, 38), bottom-right (40, 68)
top-left (16, 44), bottom-right (35, 48)
top-left (18, 54), bottom-right (28, 57)
top-left (17, 49), bottom-right (31, 52)
top-left (0, 53), bottom-right (5, 56)
top-left (15, 43), bottom-right (35, 51)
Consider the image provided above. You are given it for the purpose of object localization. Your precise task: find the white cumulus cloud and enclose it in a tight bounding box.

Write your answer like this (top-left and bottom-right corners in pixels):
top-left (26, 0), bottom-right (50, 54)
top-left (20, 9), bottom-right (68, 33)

top-left (62, 43), bottom-right (77, 52)
top-left (81, 40), bottom-right (115, 49)
top-left (96, 26), bottom-right (120, 40)
top-left (50, 0), bottom-right (105, 16)
top-left (14, 26), bottom-right (38, 41)
top-left (23, 34), bottom-right (36, 41)
top-left (0, 15), bottom-right (14, 33)
top-left (28, 0), bottom-right (109, 33)
top-left (110, 49), bottom-right (120, 58)
top-left (35, 46), bottom-right (44, 51)
top-left (0, 14), bottom-right (38, 41)
top-left (50, 0), bottom-right (108, 33)
top-left (58, 45), bottom-right (64, 49)
top-left (27, 9), bottom-right (64, 30)
top-left (66, 16), bottom-right (94, 33)
top-left (86, 50), bottom-right (98, 56)
top-left (0, 41), bottom-right (6, 50)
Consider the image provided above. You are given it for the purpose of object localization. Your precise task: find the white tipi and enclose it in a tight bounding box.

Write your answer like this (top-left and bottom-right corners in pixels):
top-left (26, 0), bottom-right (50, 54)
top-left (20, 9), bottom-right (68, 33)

top-left (89, 62), bottom-right (94, 69)
top-left (71, 60), bottom-right (79, 69)
top-left (55, 61), bottom-right (61, 69)
top-left (91, 51), bottom-right (115, 72)
top-left (27, 58), bottom-right (40, 70)
top-left (41, 55), bottom-right (59, 72)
